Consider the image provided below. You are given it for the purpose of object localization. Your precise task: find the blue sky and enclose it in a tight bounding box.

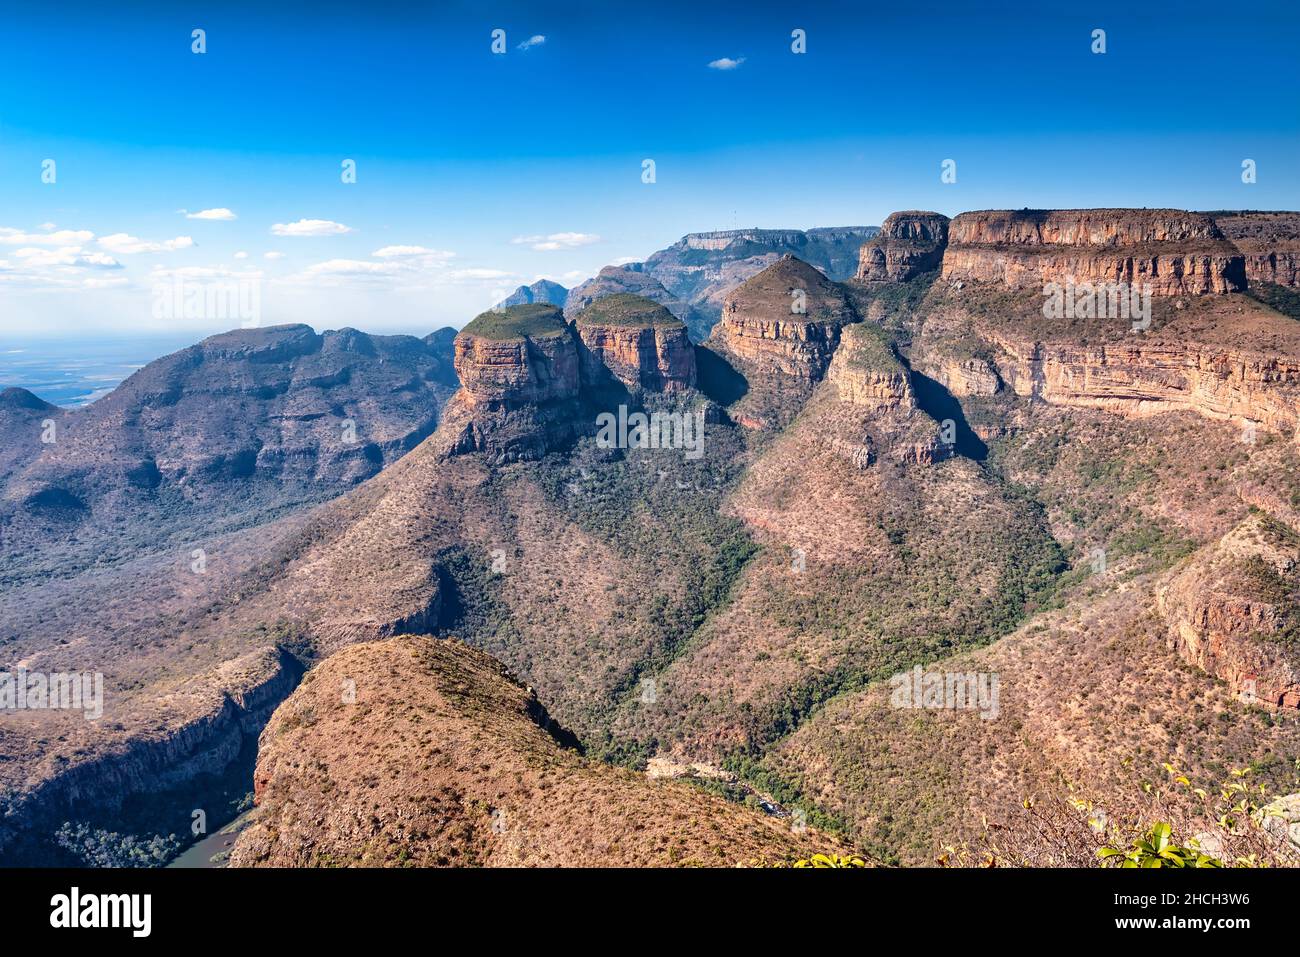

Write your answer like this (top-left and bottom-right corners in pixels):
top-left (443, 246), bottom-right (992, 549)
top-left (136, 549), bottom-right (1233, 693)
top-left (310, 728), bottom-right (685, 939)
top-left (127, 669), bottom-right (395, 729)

top-left (1, 0), bottom-right (1298, 339)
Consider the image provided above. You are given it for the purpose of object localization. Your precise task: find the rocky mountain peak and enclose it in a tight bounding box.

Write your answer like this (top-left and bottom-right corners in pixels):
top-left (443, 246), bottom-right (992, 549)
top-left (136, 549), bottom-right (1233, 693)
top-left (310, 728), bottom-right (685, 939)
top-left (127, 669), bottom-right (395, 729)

top-left (495, 278), bottom-right (570, 310)
top-left (572, 294), bottom-right (696, 393)
top-left (857, 211), bottom-right (951, 283)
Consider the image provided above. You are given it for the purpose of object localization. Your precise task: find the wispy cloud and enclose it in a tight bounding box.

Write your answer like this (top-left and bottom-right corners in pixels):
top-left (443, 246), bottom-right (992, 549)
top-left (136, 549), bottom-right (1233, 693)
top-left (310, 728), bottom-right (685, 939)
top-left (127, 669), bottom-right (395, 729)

top-left (372, 245), bottom-right (455, 260)
top-left (511, 231), bottom-right (600, 252)
top-left (183, 207), bottom-right (238, 221)
top-left (517, 35), bottom-right (546, 51)
top-left (98, 233), bottom-right (194, 255)
top-left (708, 56), bottom-right (745, 70)
top-left (0, 227), bottom-right (95, 246)
top-left (270, 219), bottom-right (353, 237)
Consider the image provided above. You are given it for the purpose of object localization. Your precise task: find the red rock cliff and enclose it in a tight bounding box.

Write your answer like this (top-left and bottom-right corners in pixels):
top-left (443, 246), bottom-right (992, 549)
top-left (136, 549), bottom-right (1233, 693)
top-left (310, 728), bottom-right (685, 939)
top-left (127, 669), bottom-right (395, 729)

top-left (941, 209), bottom-right (1247, 295)
top-left (856, 211), bottom-right (950, 283)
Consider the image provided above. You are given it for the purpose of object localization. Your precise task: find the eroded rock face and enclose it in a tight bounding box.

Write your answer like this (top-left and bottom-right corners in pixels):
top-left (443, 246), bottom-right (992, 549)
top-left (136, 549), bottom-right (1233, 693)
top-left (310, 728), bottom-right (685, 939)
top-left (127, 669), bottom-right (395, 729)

top-left (572, 294), bottom-right (696, 393)
top-left (712, 256), bottom-right (858, 381)
top-left (942, 209), bottom-right (1247, 295)
top-left (822, 325), bottom-right (950, 466)
top-left (983, 330), bottom-right (1300, 434)
top-left (856, 211), bottom-right (950, 283)
top-left (827, 324), bottom-right (913, 412)
top-left (1209, 211), bottom-right (1300, 287)
top-left (446, 305), bottom-right (582, 462)
top-left (453, 307), bottom-right (581, 408)
top-left (1157, 514), bottom-right (1300, 710)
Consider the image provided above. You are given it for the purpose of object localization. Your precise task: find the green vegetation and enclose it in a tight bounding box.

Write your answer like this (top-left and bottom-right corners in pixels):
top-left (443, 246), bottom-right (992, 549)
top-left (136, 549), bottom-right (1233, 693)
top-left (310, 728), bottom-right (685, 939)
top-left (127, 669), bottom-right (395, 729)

top-left (574, 293), bottom-right (683, 329)
top-left (838, 322), bottom-right (902, 373)
top-left (1248, 281), bottom-right (1300, 322)
top-left (1098, 823), bottom-right (1223, 868)
top-left (461, 303), bottom-right (568, 340)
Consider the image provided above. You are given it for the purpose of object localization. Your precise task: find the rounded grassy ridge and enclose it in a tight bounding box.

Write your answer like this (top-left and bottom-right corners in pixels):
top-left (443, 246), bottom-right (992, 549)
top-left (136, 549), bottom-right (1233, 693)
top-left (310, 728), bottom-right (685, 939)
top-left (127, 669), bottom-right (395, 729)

top-left (461, 303), bottom-right (568, 340)
top-left (573, 293), bottom-right (683, 329)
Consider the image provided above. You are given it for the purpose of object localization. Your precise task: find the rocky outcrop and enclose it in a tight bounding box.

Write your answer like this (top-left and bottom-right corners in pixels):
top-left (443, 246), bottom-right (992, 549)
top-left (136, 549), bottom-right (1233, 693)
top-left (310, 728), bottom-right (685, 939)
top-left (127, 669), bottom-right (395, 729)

top-left (638, 226), bottom-right (878, 335)
top-left (929, 357), bottom-right (1002, 397)
top-left (564, 266), bottom-right (702, 336)
top-left (453, 305), bottom-right (581, 407)
top-left (443, 305), bottom-right (582, 463)
top-left (572, 294), bottom-right (696, 393)
top-left (827, 324), bottom-right (913, 412)
top-left (823, 325), bottom-right (950, 466)
top-left (1207, 211), bottom-right (1300, 287)
top-left (856, 211), bottom-right (950, 283)
top-left (941, 209), bottom-right (1247, 295)
top-left (1157, 515), bottom-right (1300, 710)
top-left (495, 279), bottom-right (569, 309)
top-left (712, 256), bottom-right (858, 382)
top-left (982, 330), bottom-right (1300, 435)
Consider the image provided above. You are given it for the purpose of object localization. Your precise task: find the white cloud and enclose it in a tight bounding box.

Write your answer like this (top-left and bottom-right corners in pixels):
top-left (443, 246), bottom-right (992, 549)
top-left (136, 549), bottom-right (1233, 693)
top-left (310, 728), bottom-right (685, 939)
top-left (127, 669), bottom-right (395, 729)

top-left (264, 251), bottom-right (285, 260)
top-left (298, 258), bottom-right (400, 278)
top-left (511, 231), bottom-right (601, 252)
top-left (517, 35), bottom-right (545, 50)
top-left (372, 245), bottom-right (455, 260)
top-left (149, 264), bottom-right (264, 281)
top-left (708, 56), bottom-right (745, 70)
top-left (233, 251), bottom-right (249, 259)
top-left (13, 246), bottom-right (121, 268)
top-left (98, 233), bottom-right (195, 254)
top-left (270, 219), bottom-right (353, 237)
top-left (184, 208), bottom-right (238, 221)
top-left (0, 227), bottom-right (94, 246)
top-left (610, 256), bottom-right (640, 266)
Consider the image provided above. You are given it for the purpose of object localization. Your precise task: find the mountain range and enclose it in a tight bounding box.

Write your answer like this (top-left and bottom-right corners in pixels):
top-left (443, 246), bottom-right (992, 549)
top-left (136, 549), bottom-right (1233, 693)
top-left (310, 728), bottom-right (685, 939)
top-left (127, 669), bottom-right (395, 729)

top-left (4, 209), bottom-right (1300, 868)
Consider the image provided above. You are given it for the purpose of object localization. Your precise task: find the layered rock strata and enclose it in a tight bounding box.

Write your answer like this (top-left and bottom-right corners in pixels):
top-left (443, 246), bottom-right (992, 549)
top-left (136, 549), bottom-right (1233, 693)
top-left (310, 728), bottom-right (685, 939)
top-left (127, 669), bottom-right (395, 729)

top-left (856, 211), bottom-right (950, 283)
top-left (941, 209), bottom-right (1247, 295)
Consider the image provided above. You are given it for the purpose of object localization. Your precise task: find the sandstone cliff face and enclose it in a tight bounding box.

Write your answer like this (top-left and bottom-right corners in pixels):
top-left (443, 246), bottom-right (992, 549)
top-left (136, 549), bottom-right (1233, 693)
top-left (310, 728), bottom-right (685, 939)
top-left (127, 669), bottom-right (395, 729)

top-left (454, 318), bottom-right (581, 407)
top-left (827, 324), bottom-right (913, 412)
top-left (823, 325), bottom-right (950, 466)
top-left (573, 294), bottom-right (696, 393)
top-left (981, 329), bottom-right (1300, 434)
top-left (444, 305), bottom-right (582, 463)
top-left (712, 256), bottom-right (858, 382)
top-left (856, 211), bottom-right (950, 283)
top-left (1208, 211), bottom-right (1300, 287)
top-left (941, 209), bottom-right (1247, 295)
top-left (1157, 515), bottom-right (1300, 710)
top-left (444, 299), bottom-right (705, 462)
top-left (929, 356), bottom-right (1002, 397)
top-left (0, 644), bottom-right (303, 864)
